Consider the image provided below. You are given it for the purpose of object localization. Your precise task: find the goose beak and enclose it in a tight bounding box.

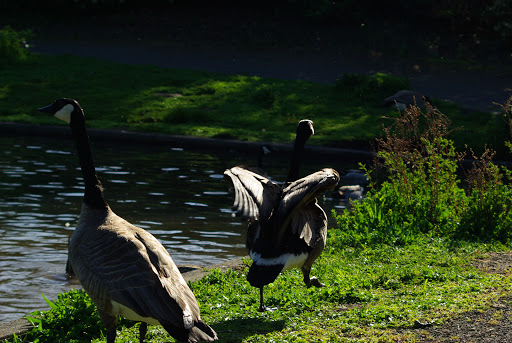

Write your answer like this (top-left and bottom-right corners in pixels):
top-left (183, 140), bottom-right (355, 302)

top-left (37, 103), bottom-right (55, 114)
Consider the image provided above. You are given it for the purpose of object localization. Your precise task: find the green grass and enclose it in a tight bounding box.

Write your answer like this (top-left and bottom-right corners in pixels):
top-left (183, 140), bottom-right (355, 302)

top-left (2, 42), bottom-right (512, 343)
top-left (0, 53), bottom-right (506, 155)
top-left (5, 236), bottom-right (511, 343)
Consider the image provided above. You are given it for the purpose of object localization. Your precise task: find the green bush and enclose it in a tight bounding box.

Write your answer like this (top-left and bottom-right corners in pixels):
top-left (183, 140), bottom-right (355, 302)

top-left (488, 0), bottom-right (512, 41)
top-left (0, 26), bottom-right (31, 64)
top-left (12, 290), bottom-right (137, 343)
top-left (333, 101), bottom-right (512, 247)
top-left (333, 139), bottom-right (467, 247)
top-left (458, 148), bottom-right (512, 241)
top-left (21, 290), bottom-right (103, 343)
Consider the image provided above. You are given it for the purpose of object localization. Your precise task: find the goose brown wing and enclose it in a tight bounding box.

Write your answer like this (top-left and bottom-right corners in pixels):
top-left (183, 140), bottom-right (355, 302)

top-left (224, 166), bottom-right (281, 221)
top-left (72, 218), bottom-right (198, 328)
top-left (275, 168), bottom-right (339, 246)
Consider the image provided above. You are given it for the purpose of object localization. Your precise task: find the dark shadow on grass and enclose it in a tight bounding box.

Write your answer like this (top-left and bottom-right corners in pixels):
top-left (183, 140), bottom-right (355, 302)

top-left (211, 317), bottom-right (285, 343)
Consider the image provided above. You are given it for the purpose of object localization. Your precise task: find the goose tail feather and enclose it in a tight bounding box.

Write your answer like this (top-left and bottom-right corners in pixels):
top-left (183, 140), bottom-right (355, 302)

top-left (247, 262), bottom-right (284, 288)
top-left (162, 321), bottom-right (217, 343)
top-left (188, 321), bottom-right (218, 342)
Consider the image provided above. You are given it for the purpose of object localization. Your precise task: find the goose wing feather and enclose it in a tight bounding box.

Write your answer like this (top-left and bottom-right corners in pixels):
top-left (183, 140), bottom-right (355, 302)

top-left (289, 201), bottom-right (327, 246)
top-left (72, 215), bottom-right (198, 327)
top-left (224, 166), bottom-right (281, 221)
top-left (275, 168), bottom-right (339, 246)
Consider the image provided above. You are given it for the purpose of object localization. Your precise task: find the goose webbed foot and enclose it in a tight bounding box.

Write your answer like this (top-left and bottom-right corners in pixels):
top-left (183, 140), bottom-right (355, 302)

top-left (302, 265), bottom-right (325, 288)
top-left (307, 276), bottom-right (325, 288)
top-left (258, 304), bottom-right (279, 312)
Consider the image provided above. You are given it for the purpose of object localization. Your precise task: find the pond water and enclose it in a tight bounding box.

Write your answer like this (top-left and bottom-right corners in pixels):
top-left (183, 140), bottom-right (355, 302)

top-left (0, 133), bottom-right (354, 323)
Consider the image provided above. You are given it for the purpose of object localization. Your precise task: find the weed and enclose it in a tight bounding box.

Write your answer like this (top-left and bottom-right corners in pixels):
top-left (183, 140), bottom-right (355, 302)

top-left (458, 148), bottom-right (512, 241)
top-left (334, 98), bottom-right (512, 246)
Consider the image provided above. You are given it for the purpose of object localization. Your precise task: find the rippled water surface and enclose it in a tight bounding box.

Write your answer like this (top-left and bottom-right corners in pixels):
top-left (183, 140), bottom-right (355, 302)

top-left (0, 134), bottom-right (347, 322)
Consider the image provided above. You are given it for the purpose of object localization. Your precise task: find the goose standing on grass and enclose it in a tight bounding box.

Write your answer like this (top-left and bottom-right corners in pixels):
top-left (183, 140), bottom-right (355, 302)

top-left (37, 98), bottom-right (217, 343)
top-left (224, 120), bottom-right (339, 311)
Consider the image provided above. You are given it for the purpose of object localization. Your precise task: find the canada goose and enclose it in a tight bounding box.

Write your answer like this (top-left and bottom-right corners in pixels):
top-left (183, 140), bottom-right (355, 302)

top-left (65, 236), bottom-right (74, 276)
top-left (237, 145), bottom-right (272, 177)
top-left (37, 98), bottom-right (217, 343)
top-left (224, 120), bottom-right (339, 311)
top-left (337, 185), bottom-right (364, 200)
top-left (383, 90), bottom-right (430, 110)
top-left (341, 170), bottom-right (369, 186)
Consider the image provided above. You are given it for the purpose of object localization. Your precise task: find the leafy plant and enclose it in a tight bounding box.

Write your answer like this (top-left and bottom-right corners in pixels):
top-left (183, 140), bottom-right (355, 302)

top-left (333, 103), bottom-right (467, 246)
top-left (0, 26), bottom-right (32, 64)
top-left (17, 290), bottom-right (104, 343)
top-left (488, 0), bottom-right (512, 41)
top-left (458, 147), bottom-right (512, 242)
top-left (333, 96), bottom-right (512, 246)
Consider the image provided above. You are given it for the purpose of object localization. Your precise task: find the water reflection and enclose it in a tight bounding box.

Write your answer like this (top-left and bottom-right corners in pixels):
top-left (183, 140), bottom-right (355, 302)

top-left (0, 133), bottom-right (350, 322)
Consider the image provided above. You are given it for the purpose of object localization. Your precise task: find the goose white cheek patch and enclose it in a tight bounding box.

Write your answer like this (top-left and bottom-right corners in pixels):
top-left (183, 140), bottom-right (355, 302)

top-left (54, 104), bottom-right (74, 123)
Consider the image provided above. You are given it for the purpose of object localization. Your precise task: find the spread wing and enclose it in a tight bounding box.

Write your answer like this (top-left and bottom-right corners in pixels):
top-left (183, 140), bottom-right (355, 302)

top-left (71, 216), bottom-right (199, 328)
top-left (224, 166), bottom-right (281, 221)
top-left (275, 168), bottom-right (340, 246)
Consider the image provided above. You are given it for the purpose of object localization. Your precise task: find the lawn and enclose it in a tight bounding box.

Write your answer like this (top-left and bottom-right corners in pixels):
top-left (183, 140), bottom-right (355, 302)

top-left (5, 236), bottom-right (511, 342)
top-left (2, 28), bottom-right (512, 342)
top-left (0, 52), bottom-right (507, 155)
top-left (3, 88), bottom-right (512, 342)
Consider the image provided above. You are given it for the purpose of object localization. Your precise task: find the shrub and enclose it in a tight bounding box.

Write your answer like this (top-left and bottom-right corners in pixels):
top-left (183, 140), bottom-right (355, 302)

top-left (333, 99), bottom-right (512, 247)
top-left (333, 103), bottom-right (466, 246)
top-left (22, 290), bottom-right (103, 343)
top-left (0, 26), bottom-right (32, 64)
top-left (16, 290), bottom-right (136, 343)
top-left (487, 0), bottom-right (512, 41)
top-left (459, 151), bottom-right (512, 242)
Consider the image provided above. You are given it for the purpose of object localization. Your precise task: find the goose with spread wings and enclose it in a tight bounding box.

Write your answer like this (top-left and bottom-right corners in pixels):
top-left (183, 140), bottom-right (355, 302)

top-left (224, 120), bottom-right (339, 311)
top-left (37, 98), bottom-right (217, 343)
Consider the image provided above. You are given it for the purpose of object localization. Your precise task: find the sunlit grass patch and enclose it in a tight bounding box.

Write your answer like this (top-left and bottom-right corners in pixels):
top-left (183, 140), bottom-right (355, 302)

top-left (0, 53), bottom-right (504, 153)
top-left (5, 232), bottom-right (510, 343)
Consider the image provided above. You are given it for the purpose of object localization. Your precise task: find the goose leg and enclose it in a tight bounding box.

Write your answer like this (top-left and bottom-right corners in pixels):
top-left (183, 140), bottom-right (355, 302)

top-left (301, 265), bottom-right (324, 288)
top-left (97, 308), bottom-right (118, 343)
top-left (139, 322), bottom-right (148, 343)
top-left (258, 287), bottom-right (266, 312)
top-left (257, 286), bottom-right (279, 312)
top-left (105, 327), bottom-right (116, 343)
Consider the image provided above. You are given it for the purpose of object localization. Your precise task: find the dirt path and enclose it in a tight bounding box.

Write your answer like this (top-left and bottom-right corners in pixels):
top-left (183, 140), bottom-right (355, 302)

top-left (413, 252), bottom-right (512, 342)
top-left (27, 6), bottom-right (511, 112)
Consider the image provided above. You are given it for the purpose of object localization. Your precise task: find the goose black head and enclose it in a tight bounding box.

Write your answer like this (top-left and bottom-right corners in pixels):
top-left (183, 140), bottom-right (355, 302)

top-left (296, 119), bottom-right (314, 142)
top-left (37, 98), bottom-right (83, 125)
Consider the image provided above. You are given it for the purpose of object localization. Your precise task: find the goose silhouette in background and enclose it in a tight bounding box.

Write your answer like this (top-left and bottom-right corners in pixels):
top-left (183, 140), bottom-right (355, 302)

top-left (383, 90), bottom-right (430, 110)
top-left (224, 120), bottom-right (340, 311)
top-left (37, 98), bottom-right (217, 343)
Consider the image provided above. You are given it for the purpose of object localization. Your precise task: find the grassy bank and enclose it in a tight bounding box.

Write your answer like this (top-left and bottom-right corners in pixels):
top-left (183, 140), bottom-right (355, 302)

top-left (4, 98), bottom-right (512, 343)
top-left (0, 52), bottom-right (507, 155)
top-left (2, 28), bottom-right (512, 342)
top-left (4, 237), bottom-right (511, 343)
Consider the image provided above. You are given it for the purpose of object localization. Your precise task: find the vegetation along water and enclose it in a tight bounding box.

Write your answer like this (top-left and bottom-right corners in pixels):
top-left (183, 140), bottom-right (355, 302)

top-left (2, 24), bottom-right (512, 342)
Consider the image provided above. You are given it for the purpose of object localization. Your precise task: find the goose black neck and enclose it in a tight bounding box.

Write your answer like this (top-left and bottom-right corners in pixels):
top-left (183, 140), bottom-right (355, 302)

top-left (70, 111), bottom-right (108, 210)
top-left (286, 135), bottom-right (307, 183)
